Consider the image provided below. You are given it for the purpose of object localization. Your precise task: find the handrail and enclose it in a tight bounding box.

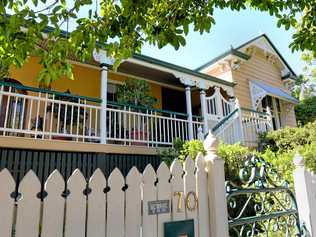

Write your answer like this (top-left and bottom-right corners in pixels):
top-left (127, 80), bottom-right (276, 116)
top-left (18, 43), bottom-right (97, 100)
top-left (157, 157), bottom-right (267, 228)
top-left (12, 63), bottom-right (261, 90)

top-left (0, 81), bottom-right (203, 121)
top-left (241, 107), bottom-right (269, 116)
top-left (211, 108), bottom-right (239, 133)
top-left (108, 100), bottom-right (203, 120)
top-left (0, 81), bottom-right (102, 103)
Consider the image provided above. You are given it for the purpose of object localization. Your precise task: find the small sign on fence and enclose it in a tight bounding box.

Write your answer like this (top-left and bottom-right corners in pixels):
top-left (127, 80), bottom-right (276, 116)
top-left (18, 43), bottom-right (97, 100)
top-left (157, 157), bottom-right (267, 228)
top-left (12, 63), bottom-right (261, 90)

top-left (164, 219), bottom-right (194, 237)
top-left (148, 200), bottom-right (170, 215)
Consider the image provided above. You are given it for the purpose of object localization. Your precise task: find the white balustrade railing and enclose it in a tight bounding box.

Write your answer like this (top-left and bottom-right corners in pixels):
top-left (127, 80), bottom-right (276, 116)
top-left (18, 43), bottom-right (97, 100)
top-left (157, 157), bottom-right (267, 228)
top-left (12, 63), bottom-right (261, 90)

top-left (211, 107), bottom-right (272, 146)
top-left (212, 109), bottom-right (243, 145)
top-left (107, 102), bottom-right (203, 147)
top-left (0, 83), bottom-right (203, 146)
top-left (241, 108), bottom-right (272, 147)
top-left (0, 84), bottom-right (101, 142)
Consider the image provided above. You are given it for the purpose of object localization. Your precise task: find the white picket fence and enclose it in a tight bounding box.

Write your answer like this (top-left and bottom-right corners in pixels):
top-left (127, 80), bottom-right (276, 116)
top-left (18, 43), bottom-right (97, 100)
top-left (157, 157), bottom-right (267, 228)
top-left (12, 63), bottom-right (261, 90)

top-left (0, 149), bottom-right (226, 237)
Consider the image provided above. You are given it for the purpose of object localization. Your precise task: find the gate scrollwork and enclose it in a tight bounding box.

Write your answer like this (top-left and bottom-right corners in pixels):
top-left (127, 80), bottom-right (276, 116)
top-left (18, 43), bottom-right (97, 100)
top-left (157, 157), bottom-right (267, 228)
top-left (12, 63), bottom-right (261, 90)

top-left (226, 155), bottom-right (307, 237)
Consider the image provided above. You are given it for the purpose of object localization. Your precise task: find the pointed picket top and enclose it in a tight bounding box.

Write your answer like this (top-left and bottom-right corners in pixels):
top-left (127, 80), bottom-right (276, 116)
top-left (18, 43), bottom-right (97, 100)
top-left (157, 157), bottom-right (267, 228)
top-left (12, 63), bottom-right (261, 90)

top-left (171, 159), bottom-right (183, 176)
top-left (143, 164), bottom-right (156, 184)
top-left (89, 169), bottom-right (106, 188)
top-left (126, 167), bottom-right (142, 185)
top-left (16, 170), bottom-right (41, 237)
top-left (42, 170), bottom-right (65, 237)
top-left (157, 162), bottom-right (170, 182)
top-left (293, 152), bottom-right (305, 167)
top-left (19, 170), bottom-right (41, 193)
top-left (107, 168), bottom-right (125, 237)
top-left (67, 169), bottom-right (86, 189)
top-left (195, 153), bottom-right (205, 171)
top-left (0, 168), bottom-right (15, 237)
top-left (108, 168), bottom-right (124, 187)
top-left (45, 170), bottom-right (64, 193)
top-left (0, 168), bottom-right (15, 189)
top-left (184, 156), bottom-right (195, 174)
top-left (87, 168), bottom-right (106, 237)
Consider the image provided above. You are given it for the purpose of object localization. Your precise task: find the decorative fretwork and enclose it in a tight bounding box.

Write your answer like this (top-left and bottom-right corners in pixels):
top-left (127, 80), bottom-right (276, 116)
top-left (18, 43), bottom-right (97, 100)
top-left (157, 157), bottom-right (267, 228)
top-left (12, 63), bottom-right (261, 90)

top-left (226, 155), bottom-right (307, 237)
top-left (249, 81), bottom-right (267, 110)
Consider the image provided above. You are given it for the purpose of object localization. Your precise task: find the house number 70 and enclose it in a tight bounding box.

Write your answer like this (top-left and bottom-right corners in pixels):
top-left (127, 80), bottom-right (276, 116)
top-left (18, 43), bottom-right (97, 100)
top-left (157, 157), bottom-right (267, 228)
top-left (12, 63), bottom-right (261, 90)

top-left (174, 191), bottom-right (198, 212)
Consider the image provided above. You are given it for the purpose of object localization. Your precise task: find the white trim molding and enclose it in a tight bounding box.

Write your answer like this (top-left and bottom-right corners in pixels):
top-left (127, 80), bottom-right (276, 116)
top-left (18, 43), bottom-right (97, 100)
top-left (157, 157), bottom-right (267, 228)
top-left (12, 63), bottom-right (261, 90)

top-left (249, 81), bottom-right (267, 110)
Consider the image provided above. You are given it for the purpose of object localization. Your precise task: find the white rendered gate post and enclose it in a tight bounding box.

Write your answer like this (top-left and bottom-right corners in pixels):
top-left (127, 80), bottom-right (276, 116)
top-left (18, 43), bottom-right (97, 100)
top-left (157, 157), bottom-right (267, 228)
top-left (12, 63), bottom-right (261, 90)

top-left (204, 131), bottom-right (229, 237)
top-left (293, 153), bottom-right (316, 236)
top-left (93, 50), bottom-right (114, 144)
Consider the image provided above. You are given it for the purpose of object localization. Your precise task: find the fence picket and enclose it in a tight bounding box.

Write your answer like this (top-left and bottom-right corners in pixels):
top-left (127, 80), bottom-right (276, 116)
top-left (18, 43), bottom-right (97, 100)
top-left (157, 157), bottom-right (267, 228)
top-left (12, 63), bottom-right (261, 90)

top-left (42, 170), bottom-right (65, 237)
top-left (107, 168), bottom-right (125, 237)
top-left (184, 157), bottom-right (199, 237)
top-left (142, 164), bottom-right (158, 237)
top-left (15, 170), bottom-right (41, 237)
top-left (0, 169), bottom-right (15, 237)
top-left (196, 153), bottom-right (210, 237)
top-left (87, 169), bottom-right (107, 237)
top-left (64, 169), bottom-right (87, 237)
top-left (170, 160), bottom-right (185, 221)
top-left (0, 149), bottom-right (218, 237)
top-left (157, 162), bottom-right (172, 237)
top-left (125, 167), bottom-right (142, 237)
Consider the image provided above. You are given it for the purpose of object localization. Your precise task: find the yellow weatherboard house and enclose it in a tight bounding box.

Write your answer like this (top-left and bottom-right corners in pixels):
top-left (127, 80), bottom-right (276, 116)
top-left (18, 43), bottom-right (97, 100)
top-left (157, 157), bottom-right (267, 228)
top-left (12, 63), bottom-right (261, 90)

top-left (0, 33), bottom-right (298, 180)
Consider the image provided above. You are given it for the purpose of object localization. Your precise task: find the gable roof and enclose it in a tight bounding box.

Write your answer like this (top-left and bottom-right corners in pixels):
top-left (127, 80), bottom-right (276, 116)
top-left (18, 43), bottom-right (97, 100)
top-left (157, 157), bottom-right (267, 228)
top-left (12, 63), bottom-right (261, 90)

top-left (195, 48), bottom-right (250, 72)
top-left (196, 34), bottom-right (297, 78)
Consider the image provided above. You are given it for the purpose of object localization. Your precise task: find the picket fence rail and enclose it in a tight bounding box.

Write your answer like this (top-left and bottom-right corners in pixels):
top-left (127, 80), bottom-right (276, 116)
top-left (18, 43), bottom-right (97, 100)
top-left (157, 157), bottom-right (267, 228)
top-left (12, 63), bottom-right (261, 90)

top-left (0, 155), bottom-right (215, 237)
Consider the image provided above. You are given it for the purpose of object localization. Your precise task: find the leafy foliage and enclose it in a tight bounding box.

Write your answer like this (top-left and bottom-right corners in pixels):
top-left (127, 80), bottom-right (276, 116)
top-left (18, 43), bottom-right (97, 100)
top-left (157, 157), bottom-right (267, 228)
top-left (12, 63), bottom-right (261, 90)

top-left (259, 122), bottom-right (316, 184)
top-left (291, 52), bottom-right (316, 100)
top-left (116, 78), bottom-right (157, 108)
top-left (1, 0), bottom-right (315, 84)
top-left (295, 96), bottom-right (316, 125)
top-left (302, 143), bottom-right (316, 173)
top-left (261, 149), bottom-right (295, 185)
top-left (218, 143), bottom-right (253, 182)
top-left (259, 120), bottom-right (316, 152)
top-left (158, 139), bottom-right (205, 166)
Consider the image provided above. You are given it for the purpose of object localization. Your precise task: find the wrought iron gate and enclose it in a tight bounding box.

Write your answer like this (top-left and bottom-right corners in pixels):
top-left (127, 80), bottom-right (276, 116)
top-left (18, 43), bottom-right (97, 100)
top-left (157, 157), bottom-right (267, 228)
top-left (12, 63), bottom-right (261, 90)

top-left (226, 155), bottom-right (306, 237)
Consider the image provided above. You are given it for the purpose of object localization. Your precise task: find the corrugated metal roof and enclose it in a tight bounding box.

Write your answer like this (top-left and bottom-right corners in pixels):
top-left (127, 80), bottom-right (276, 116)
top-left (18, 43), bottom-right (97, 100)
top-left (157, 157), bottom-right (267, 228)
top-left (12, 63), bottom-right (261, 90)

top-left (252, 80), bottom-right (299, 104)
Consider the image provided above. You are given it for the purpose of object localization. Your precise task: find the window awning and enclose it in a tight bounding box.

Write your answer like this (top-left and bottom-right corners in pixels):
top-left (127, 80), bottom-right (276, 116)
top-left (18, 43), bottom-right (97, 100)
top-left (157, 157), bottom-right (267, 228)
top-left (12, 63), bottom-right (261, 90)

top-left (250, 80), bottom-right (299, 109)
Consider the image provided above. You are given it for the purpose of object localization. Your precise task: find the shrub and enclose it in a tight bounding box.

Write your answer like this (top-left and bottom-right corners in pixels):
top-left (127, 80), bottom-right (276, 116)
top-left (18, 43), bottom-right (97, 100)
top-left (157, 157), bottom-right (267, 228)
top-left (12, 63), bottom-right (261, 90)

top-left (261, 149), bottom-right (296, 185)
top-left (295, 96), bottom-right (316, 125)
top-left (158, 139), bottom-right (204, 166)
top-left (300, 143), bottom-right (316, 173)
top-left (178, 140), bottom-right (206, 161)
top-left (260, 120), bottom-right (316, 152)
top-left (217, 143), bottom-right (253, 182)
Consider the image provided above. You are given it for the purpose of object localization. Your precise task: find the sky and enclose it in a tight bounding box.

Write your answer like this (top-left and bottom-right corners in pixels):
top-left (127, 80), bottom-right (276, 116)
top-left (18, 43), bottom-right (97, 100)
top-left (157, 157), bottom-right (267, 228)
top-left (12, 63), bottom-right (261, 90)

top-left (140, 8), bottom-right (304, 75)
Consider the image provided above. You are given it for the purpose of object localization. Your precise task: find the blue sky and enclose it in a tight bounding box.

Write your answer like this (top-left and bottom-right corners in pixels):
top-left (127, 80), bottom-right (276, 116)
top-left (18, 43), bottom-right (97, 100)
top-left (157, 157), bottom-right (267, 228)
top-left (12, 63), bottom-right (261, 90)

top-left (141, 8), bottom-right (304, 75)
